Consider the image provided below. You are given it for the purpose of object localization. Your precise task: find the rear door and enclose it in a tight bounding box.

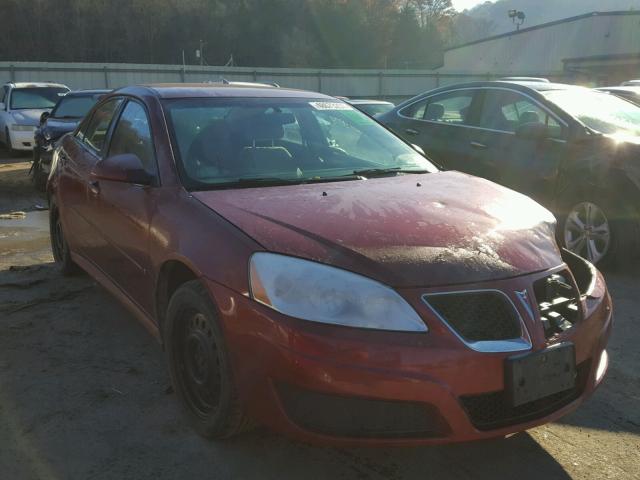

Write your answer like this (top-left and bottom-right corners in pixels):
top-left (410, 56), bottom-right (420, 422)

top-left (467, 88), bottom-right (568, 204)
top-left (56, 98), bottom-right (123, 258)
top-left (89, 99), bottom-right (159, 315)
top-left (394, 89), bottom-right (481, 171)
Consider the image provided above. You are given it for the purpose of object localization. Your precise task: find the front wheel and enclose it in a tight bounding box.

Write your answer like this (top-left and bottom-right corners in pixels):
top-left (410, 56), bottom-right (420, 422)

top-left (164, 280), bottom-right (252, 439)
top-left (560, 195), bottom-right (635, 267)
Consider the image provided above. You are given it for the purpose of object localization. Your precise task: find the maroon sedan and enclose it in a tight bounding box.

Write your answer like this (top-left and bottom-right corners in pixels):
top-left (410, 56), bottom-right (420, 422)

top-left (48, 84), bottom-right (612, 445)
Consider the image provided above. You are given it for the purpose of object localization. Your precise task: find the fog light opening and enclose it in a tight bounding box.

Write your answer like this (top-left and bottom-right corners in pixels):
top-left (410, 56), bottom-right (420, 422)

top-left (595, 349), bottom-right (608, 384)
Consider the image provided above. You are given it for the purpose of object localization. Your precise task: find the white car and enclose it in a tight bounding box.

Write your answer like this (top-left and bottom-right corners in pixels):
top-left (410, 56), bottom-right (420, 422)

top-left (0, 82), bottom-right (70, 153)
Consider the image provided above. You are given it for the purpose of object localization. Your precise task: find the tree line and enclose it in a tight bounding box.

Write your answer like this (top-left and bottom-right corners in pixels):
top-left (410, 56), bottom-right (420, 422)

top-left (0, 0), bottom-right (495, 69)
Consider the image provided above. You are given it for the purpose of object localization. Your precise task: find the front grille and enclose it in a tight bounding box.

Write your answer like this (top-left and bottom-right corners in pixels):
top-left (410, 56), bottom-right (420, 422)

top-left (534, 270), bottom-right (582, 339)
top-left (277, 384), bottom-right (448, 439)
top-left (460, 360), bottom-right (591, 431)
top-left (424, 291), bottom-right (521, 342)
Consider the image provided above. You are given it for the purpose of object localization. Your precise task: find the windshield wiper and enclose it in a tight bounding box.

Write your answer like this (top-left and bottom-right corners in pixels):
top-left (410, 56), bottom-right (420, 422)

top-left (350, 167), bottom-right (431, 178)
top-left (200, 174), bottom-right (365, 190)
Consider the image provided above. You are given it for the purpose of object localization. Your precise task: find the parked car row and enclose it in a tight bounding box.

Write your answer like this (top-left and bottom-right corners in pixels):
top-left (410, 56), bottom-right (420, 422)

top-left (46, 81), bottom-right (612, 446)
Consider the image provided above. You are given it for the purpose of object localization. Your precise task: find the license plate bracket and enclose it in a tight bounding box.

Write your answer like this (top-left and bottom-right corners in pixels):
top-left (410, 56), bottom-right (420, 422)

top-left (505, 342), bottom-right (576, 407)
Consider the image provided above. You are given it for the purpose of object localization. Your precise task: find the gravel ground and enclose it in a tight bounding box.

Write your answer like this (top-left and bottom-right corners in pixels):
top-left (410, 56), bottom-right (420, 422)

top-left (0, 152), bottom-right (639, 479)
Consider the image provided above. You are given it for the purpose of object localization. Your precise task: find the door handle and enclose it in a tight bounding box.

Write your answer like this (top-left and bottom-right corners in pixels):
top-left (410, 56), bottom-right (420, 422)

top-left (470, 141), bottom-right (488, 150)
top-left (405, 128), bottom-right (419, 136)
top-left (88, 180), bottom-right (100, 195)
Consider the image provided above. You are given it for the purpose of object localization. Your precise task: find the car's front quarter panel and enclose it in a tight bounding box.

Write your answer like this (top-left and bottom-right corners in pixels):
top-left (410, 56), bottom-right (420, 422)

top-left (148, 187), bottom-right (263, 312)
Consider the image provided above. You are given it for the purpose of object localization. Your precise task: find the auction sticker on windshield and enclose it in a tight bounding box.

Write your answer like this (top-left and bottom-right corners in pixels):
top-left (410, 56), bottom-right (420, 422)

top-left (309, 101), bottom-right (352, 110)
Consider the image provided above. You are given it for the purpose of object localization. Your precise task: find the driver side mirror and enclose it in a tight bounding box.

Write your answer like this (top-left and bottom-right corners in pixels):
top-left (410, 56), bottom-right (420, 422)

top-left (40, 111), bottom-right (50, 125)
top-left (515, 122), bottom-right (551, 141)
top-left (91, 153), bottom-right (153, 185)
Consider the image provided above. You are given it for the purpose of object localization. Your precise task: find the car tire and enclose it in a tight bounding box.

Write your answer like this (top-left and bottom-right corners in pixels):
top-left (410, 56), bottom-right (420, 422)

top-left (49, 202), bottom-right (80, 276)
top-left (164, 280), bottom-right (252, 439)
top-left (558, 191), bottom-right (636, 268)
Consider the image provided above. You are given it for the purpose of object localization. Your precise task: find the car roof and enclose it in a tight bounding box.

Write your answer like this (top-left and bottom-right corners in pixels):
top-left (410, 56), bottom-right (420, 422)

top-left (347, 99), bottom-right (394, 105)
top-left (412, 80), bottom-right (584, 97)
top-left (116, 83), bottom-right (335, 100)
top-left (5, 82), bottom-right (69, 89)
top-left (596, 86), bottom-right (640, 95)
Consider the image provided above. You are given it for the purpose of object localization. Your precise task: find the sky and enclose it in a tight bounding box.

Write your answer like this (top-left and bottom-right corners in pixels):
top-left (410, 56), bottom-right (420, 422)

top-left (451, 0), bottom-right (489, 11)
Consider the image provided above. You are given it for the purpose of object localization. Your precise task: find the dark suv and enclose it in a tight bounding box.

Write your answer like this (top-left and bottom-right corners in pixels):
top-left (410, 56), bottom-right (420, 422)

top-left (378, 81), bottom-right (640, 266)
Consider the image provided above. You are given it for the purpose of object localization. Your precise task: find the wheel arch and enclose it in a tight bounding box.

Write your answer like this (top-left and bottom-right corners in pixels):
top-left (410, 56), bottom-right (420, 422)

top-left (155, 258), bottom-right (204, 340)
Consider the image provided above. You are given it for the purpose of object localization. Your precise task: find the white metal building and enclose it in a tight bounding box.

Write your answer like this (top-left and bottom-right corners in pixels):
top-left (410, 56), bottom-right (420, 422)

top-left (440, 11), bottom-right (640, 85)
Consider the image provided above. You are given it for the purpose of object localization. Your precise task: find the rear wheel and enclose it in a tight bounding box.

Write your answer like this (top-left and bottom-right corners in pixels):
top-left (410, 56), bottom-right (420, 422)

top-left (49, 203), bottom-right (80, 275)
top-left (164, 280), bottom-right (251, 439)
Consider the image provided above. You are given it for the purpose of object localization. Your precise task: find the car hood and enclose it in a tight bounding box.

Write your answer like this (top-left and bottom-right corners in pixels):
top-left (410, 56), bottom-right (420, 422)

top-left (11, 109), bottom-right (49, 126)
top-left (193, 172), bottom-right (561, 287)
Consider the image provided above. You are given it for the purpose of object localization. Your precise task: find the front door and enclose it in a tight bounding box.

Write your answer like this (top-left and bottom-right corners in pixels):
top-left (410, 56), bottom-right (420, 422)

top-left (466, 88), bottom-right (568, 205)
top-left (89, 100), bottom-right (159, 315)
top-left (56, 98), bottom-right (123, 258)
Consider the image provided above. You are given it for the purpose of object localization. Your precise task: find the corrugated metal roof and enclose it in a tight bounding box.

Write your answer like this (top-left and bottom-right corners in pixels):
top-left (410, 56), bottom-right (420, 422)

top-left (446, 11), bottom-right (640, 51)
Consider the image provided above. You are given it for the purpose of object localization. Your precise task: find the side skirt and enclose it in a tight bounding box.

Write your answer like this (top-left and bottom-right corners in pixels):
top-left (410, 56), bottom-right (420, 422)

top-left (71, 251), bottom-right (162, 343)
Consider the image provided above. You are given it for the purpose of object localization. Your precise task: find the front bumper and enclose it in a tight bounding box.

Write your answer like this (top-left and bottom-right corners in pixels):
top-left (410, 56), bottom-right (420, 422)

top-left (9, 128), bottom-right (37, 150)
top-left (205, 265), bottom-right (612, 446)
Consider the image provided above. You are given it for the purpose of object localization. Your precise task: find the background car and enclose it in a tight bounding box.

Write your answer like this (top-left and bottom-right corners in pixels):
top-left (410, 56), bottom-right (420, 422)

top-left (378, 80), bottom-right (640, 266)
top-left (595, 86), bottom-right (640, 106)
top-left (31, 89), bottom-right (110, 190)
top-left (346, 98), bottom-right (395, 117)
top-left (0, 82), bottom-right (70, 154)
top-left (621, 80), bottom-right (640, 86)
top-left (48, 83), bottom-right (611, 446)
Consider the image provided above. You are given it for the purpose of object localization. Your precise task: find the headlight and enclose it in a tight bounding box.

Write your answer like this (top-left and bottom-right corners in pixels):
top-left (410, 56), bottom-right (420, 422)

top-left (249, 253), bottom-right (427, 332)
top-left (11, 124), bottom-right (35, 131)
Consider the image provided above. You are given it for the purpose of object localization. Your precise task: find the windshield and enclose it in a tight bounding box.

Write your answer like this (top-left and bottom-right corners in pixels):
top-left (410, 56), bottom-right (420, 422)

top-left (355, 103), bottom-right (394, 117)
top-left (163, 97), bottom-right (436, 190)
top-left (50, 94), bottom-right (101, 119)
top-left (10, 87), bottom-right (69, 110)
top-left (544, 89), bottom-right (640, 135)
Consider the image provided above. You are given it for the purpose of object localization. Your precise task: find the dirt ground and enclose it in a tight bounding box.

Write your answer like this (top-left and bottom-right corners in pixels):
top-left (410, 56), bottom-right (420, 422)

top-left (0, 150), bottom-right (639, 480)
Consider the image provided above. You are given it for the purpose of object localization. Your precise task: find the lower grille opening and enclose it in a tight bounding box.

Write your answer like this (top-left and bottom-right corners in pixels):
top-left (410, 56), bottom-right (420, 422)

top-left (278, 383), bottom-right (449, 439)
top-left (534, 270), bottom-right (582, 339)
top-left (460, 359), bottom-right (591, 431)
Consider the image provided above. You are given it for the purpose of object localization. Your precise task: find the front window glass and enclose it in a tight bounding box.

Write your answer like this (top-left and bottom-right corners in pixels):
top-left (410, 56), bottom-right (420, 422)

top-left (479, 90), bottom-right (563, 137)
top-left (109, 101), bottom-right (156, 174)
top-left (10, 87), bottom-right (69, 110)
top-left (544, 88), bottom-right (640, 136)
top-left (163, 98), bottom-right (436, 190)
top-left (51, 95), bottom-right (102, 119)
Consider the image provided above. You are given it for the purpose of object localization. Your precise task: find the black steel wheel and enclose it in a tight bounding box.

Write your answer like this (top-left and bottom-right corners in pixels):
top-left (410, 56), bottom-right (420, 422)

top-left (49, 202), bottom-right (80, 275)
top-left (164, 280), bottom-right (252, 439)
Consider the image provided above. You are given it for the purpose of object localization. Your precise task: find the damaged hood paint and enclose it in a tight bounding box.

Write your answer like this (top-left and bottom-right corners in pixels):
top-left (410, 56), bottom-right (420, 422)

top-left (193, 172), bottom-right (561, 287)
